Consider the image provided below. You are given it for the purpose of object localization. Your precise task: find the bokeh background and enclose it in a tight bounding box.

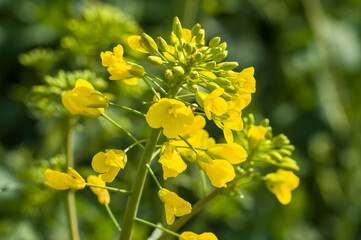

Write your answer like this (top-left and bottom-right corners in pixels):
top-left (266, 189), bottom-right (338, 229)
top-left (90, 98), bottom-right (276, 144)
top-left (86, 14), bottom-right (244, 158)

top-left (1, 0), bottom-right (360, 239)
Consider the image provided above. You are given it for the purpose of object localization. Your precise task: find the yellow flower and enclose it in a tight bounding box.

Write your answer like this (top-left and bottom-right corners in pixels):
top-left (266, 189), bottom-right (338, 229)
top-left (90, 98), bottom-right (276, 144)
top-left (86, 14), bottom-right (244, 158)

top-left (127, 35), bottom-right (149, 53)
top-left (181, 115), bottom-right (206, 138)
top-left (44, 167), bottom-right (85, 190)
top-left (265, 169), bottom-right (300, 205)
top-left (100, 44), bottom-right (143, 85)
top-left (248, 125), bottom-right (267, 147)
top-left (87, 175), bottom-right (110, 204)
top-left (158, 188), bottom-right (192, 225)
top-left (203, 88), bottom-right (228, 120)
top-left (62, 79), bottom-right (109, 118)
top-left (221, 102), bottom-right (243, 143)
top-left (207, 143), bottom-right (248, 164)
top-left (146, 98), bottom-right (194, 138)
top-left (199, 159), bottom-right (235, 188)
top-left (159, 143), bottom-right (187, 180)
top-left (179, 231), bottom-right (218, 240)
top-left (91, 149), bottom-right (127, 183)
top-left (229, 67), bottom-right (256, 93)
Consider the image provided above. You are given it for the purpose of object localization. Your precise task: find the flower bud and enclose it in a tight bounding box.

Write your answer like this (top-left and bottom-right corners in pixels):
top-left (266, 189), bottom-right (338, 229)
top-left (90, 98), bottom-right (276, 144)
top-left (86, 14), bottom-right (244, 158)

top-left (195, 91), bottom-right (208, 107)
top-left (189, 70), bottom-right (199, 80)
top-left (269, 151), bottom-right (283, 162)
top-left (214, 51), bottom-right (228, 62)
top-left (170, 32), bottom-right (178, 45)
top-left (157, 37), bottom-right (169, 52)
top-left (191, 23), bottom-right (201, 36)
top-left (172, 17), bottom-right (183, 39)
top-left (146, 56), bottom-right (163, 65)
top-left (141, 33), bottom-right (158, 53)
top-left (128, 63), bottom-right (145, 77)
top-left (187, 82), bottom-right (198, 93)
top-left (205, 61), bottom-right (216, 70)
top-left (184, 43), bottom-right (194, 55)
top-left (195, 29), bottom-right (205, 44)
top-left (214, 77), bottom-right (232, 86)
top-left (218, 42), bottom-right (227, 50)
top-left (195, 52), bottom-right (203, 62)
top-left (172, 66), bottom-right (184, 76)
top-left (209, 37), bottom-right (221, 48)
top-left (223, 85), bottom-right (237, 94)
top-left (164, 69), bottom-right (174, 80)
top-left (219, 62), bottom-right (239, 70)
top-left (278, 157), bottom-right (299, 172)
top-left (206, 82), bottom-right (220, 92)
top-left (221, 91), bottom-right (232, 101)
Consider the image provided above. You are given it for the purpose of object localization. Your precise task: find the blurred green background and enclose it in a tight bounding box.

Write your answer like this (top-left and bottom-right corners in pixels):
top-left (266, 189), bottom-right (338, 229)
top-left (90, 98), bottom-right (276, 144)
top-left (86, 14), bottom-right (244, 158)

top-left (1, 0), bottom-right (360, 239)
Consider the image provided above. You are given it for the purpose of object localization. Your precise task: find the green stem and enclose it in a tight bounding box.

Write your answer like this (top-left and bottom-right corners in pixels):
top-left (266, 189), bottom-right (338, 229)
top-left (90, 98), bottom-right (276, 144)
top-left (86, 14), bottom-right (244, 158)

top-left (142, 77), bottom-right (161, 100)
top-left (105, 203), bottom-right (122, 232)
top-left (157, 188), bottom-right (224, 240)
top-left (135, 218), bottom-right (180, 237)
top-left (65, 118), bottom-right (80, 240)
top-left (119, 128), bottom-right (162, 240)
top-left (176, 94), bottom-right (195, 99)
top-left (199, 168), bottom-right (208, 197)
top-left (85, 183), bottom-right (130, 194)
top-left (109, 102), bottom-right (146, 117)
top-left (178, 135), bottom-right (198, 154)
top-left (101, 113), bottom-right (145, 150)
top-left (124, 139), bottom-right (148, 153)
top-left (144, 75), bottom-right (168, 95)
top-left (144, 73), bottom-right (169, 86)
top-left (146, 164), bottom-right (163, 190)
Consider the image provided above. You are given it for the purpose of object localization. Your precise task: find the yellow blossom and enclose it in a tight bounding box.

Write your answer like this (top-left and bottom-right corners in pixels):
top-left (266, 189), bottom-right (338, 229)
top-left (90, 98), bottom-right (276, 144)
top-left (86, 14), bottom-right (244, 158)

top-left (146, 98), bottom-right (194, 138)
top-left (264, 169), bottom-right (300, 205)
top-left (229, 67), bottom-right (256, 93)
top-left (181, 115), bottom-right (206, 138)
top-left (62, 79), bottom-right (109, 118)
top-left (91, 149), bottom-right (127, 183)
top-left (159, 143), bottom-right (187, 179)
top-left (207, 143), bottom-right (248, 164)
top-left (44, 167), bottom-right (85, 190)
top-left (203, 88), bottom-right (228, 120)
top-left (87, 175), bottom-right (110, 204)
top-left (179, 231), bottom-right (218, 240)
top-left (199, 159), bottom-right (235, 188)
top-left (221, 102), bottom-right (243, 143)
top-left (248, 125), bottom-right (267, 147)
top-left (127, 35), bottom-right (149, 53)
top-left (158, 188), bottom-right (192, 225)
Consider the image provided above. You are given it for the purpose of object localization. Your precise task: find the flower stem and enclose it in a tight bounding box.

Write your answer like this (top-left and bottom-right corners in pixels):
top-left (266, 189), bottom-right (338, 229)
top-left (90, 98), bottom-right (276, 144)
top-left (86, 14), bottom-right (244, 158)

top-left (101, 113), bottom-right (145, 150)
top-left (65, 118), bottom-right (80, 240)
top-left (119, 128), bottom-right (162, 240)
top-left (109, 102), bottom-right (146, 117)
top-left (105, 203), bottom-right (122, 232)
top-left (144, 75), bottom-right (168, 95)
top-left (178, 135), bottom-right (198, 154)
top-left (85, 183), bottom-right (130, 194)
top-left (142, 77), bottom-right (161, 100)
top-left (146, 164), bottom-right (163, 190)
top-left (124, 139), bottom-right (148, 153)
top-left (135, 218), bottom-right (180, 237)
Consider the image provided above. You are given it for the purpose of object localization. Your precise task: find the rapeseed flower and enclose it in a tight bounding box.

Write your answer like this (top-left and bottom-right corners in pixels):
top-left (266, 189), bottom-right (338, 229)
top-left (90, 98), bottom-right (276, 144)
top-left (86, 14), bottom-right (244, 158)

top-left (146, 98), bottom-right (194, 138)
top-left (248, 125), bottom-right (267, 147)
top-left (199, 159), bottom-right (235, 188)
top-left (91, 149), bottom-right (127, 183)
top-left (207, 143), bottom-right (248, 164)
top-left (179, 231), bottom-right (218, 240)
top-left (62, 79), bottom-right (109, 118)
top-left (265, 169), bottom-right (300, 205)
top-left (87, 175), bottom-right (110, 204)
top-left (44, 167), bottom-right (85, 190)
top-left (159, 143), bottom-right (187, 179)
top-left (158, 188), bottom-right (192, 225)
top-left (203, 88), bottom-right (228, 120)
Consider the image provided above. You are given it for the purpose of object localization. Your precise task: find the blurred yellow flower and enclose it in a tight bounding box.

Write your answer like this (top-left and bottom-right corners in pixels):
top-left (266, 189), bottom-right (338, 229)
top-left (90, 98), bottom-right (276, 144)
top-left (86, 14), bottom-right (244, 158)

top-left (91, 149), bottom-right (127, 183)
top-left (179, 231), bottom-right (218, 240)
top-left (87, 175), bottom-right (110, 204)
top-left (207, 143), bottom-right (248, 164)
top-left (181, 115), bottom-right (206, 138)
top-left (248, 125), bottom-right (267, 147)
top-left (62, 79), bottom-right (109, 118)
top-left (199, 159), bottom-right (235, 188)
top-left (146, 98), bottom-right (194, 138)
top-left (158, 188), bottom-right (192, 225)
top-left (203, 88), bottom-right (228, 120)
top-left (265, 169), bottom-right (300, 205)
top-left (44, 167), bottom-right (85, 190)
top-left (159, 143), bottom-right (187, 180)
top-left (229, 67), bottom-right (256, 93)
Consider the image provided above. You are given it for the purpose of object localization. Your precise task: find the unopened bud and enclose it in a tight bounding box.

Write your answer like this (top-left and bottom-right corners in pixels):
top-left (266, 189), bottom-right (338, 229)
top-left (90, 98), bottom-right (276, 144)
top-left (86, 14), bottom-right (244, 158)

top-left (172, 17), bottom-right (183, 39)
top-left (164, 69), bottom-right (174, 80)
top-left (195, 91), bottom-right (208, 107)
top-left (195, 29), bottom-right (205, 43)
top-left (278, 157), bottom-right (299, 172)
top-left (279, 149), bottom-right (292, 156)
top-left (260, 118), bottom-right (269, 127)
top-left (214, 77), bottom-right (231, 86)
top-left (184, 43), bottom-right (194, 55)
top-left (209, 37), bottom-right (221, 48)
top-left (141, 33), bottom-right (158, 53)
top-left (172, 66), bottom-right (184, 76)
top-left (157, 37), bottom-right (169, 52)
top-left (146, 56), bottom-right (163, 65)
top-left (195, 52), bottom-right (203, 62)
top-left (269, 151), bottom-right (283, 162)
top-left (219, 62), bottom-right (239, 70)
top-left (214, 51), bottom-right (228, 62)
top-left (187, 82), bottom-right (198, 93)
top-left (273, 134), bottom-right (291, 147)
top-left (205, 61), bottom-right (216, 70)
top-left (191, 23), bottom-right (201, 36)
top-left (189, 70), bottom-right (199, 80)
top-left (218, 42), bottom-right (227, 50)
top-left (196, 152), bottom-right (213, 164)
top-left (170, 32), bottom-right (178, 45)
top-left (206, 82), bottom-right (220, 92)
top-left (224, 85), bottom-right (237, 94)
top-left (128, 63), bottom-right (145, 77)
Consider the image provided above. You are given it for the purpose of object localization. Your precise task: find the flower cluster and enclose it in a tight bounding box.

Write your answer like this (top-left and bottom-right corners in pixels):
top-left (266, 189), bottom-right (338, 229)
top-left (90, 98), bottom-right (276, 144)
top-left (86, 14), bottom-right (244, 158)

top-left (43, 17), bottom-right (299, 240)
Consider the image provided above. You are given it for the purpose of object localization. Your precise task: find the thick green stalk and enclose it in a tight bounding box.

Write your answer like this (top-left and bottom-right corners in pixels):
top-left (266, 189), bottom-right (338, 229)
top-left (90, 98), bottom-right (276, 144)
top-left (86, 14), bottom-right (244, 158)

top-left (119, 128), bottom-right (162, 240)
top-left (65, 118), bottom-right (80, 240)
